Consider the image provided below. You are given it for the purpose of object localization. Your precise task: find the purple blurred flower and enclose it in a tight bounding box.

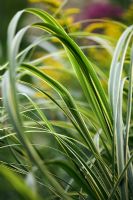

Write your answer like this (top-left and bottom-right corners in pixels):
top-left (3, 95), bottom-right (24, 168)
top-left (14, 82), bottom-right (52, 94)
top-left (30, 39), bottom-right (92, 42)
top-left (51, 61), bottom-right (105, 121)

top-left (81, 3), bottom-right (123, 20)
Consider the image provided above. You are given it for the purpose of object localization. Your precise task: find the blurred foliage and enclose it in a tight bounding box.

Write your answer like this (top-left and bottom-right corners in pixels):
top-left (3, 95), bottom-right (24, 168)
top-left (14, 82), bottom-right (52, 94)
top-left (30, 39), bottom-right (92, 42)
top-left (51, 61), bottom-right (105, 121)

top-left (0, 0), bottom-right (28, 63)
top-left (123, 3), bottom-right (133, 24)
top-left (29, 0), bottom-right (61, 7)
top-left (111, 0), bottom-right (131, 8)
top-left (28, 0), bottom-right (80, 30)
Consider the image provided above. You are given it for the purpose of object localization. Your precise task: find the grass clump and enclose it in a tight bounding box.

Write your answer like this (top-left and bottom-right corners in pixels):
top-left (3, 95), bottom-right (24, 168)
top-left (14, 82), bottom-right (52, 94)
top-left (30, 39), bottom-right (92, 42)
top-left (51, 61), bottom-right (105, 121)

top-left (0, 8), bottom-right (133, 200)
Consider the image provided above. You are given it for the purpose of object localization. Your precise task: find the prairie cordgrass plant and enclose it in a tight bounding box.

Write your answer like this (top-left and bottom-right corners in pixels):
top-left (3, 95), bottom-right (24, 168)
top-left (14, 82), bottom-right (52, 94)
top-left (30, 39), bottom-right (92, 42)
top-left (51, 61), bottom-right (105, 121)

top-left (0, 7), bottom-right (133, 200)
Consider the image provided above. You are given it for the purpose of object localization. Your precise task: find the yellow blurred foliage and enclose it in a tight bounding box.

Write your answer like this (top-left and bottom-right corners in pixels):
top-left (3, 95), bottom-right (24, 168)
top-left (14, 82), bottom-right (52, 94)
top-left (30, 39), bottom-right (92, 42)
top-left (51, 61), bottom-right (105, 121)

top-left (28, 0), bottom-right (61, 7)
top-left (85, 22), bottom-right (123, 40)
